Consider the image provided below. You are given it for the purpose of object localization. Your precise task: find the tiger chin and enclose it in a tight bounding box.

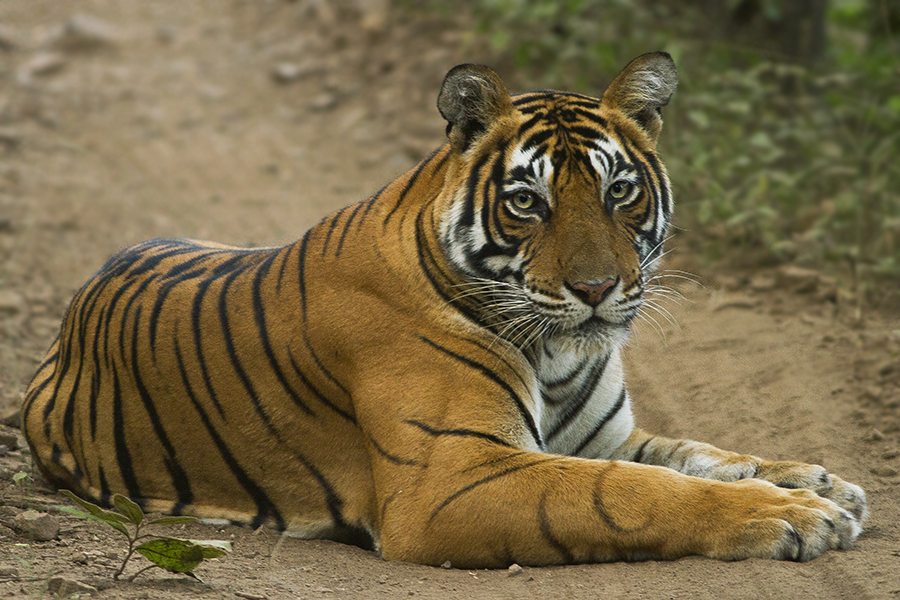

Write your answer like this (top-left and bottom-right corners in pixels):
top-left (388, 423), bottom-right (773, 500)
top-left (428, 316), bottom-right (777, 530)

top-left (23, 52), bottom-right (867, 568)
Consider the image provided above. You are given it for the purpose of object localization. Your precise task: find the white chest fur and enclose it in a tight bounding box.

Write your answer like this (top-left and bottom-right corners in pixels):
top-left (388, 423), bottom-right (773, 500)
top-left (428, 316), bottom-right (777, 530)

top-left (534, 342), bottom-right (635, 459)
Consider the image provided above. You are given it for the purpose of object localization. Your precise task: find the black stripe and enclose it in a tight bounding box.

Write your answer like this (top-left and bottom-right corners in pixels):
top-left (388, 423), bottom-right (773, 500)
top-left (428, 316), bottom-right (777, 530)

top-left (111, 362), bottom-right (142, 501)
top-left (632, 437), bottom-right (654, 463)
top-left (405, 419), bottom-right (514, 449)
top-left (538, 493), bottom-right (575, 563)
top-left (275, 244), bottom-right (294, 294)
top-left (191, 276), bottom-right (226, 418)
top-left (321, 208), bottom-right (346, 256)
top-left (334, 201), bottom-right (365, 257)
top-left (369, 435), bottom-right (422, 467)
top-left (173, 333), bottom-right (285, 530)
top-left (573, 387), bottom-right (627, 456)
top-left (286, 348), bottom-right (354, 422)
top-left (292, 451), bottom-right (348, 528)
top-left (297, 229), bottom-right (312, 318)
top-left (420, 336), bottom-right (543, 449)
top-left (218, 268), bottom-right (280, 437)
top-left (542, 357), bottom-right (588, 392)
top-left (430, 457), bottom-right (559, 522)
top-left (305, 337), bottom-right (352, 400)
top-left (130, 306), bottom-right (193, 505)
top-left (382, 148), bottom-right (442, 227)
top-left (251, 254), bottom-right (315, 416)
top-left (547, 352), bottom-right (612, 441)
top-left (355, 182), bottom-right (389, 230)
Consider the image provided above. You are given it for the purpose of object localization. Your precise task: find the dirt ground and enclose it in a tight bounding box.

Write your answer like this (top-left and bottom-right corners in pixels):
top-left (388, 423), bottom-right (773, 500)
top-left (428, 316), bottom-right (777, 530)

top-left (0, 1), bottom-right (898, 598)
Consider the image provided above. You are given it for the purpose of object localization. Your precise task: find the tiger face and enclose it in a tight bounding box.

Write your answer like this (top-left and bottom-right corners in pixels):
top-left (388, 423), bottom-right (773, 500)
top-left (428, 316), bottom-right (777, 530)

top-left (437, 59), bottom-right (676, 352)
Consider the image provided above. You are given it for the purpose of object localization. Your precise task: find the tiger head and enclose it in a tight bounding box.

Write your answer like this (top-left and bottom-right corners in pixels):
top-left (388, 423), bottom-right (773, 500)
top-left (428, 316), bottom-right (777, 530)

top-left (436, 52), bottom-right (677, 353)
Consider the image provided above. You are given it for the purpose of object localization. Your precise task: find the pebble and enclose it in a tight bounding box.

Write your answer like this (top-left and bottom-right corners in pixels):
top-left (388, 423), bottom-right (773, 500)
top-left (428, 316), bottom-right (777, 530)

top-left (271, 62), bottom-right (309, 84)
top-left (872, 465), bottom-right (899, 478)
top-left (309, 93), bottom-right (338, 111)
top-left (0, 128), bottom-right (21, 151)
top-left (46, 577), bottom-right (98, 597)
top-left (53, 13), bottom-right (119, 51)
top-left (871, 428), bottom-right (885, 441)
top-left (0, 431), bottom-right (18, 450)
top-left (440, 561), bottom-right (452, 569)
top-left (882, 449), bottom-right (900, 460)
top-left (17, 52), bottom-right (66, 85)
top-left (0, 25), bottom-right (22, 51)
top-left (12, 510), bottom-right (59, 541)
top-left (507, 563), bottom-right (523, 576)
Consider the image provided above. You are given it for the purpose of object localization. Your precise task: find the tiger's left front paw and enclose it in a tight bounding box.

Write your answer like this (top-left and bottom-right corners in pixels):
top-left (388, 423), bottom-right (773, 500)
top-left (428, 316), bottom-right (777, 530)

top-left (756, 461), bottom-right (868, 524)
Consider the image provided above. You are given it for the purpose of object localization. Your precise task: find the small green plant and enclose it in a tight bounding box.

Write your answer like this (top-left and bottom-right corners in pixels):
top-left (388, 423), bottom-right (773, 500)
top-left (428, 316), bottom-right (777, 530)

top-left (12, 471), bottom-right (30, 487)
top-left (58, 490), bottom-right (231, 582)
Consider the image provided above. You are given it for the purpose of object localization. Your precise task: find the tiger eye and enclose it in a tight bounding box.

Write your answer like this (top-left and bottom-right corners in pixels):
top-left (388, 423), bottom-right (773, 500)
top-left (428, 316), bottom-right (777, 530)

top-left (609, 181), bottom-right (632, 200)
top-left (511, 192), bottom-right (535, 210)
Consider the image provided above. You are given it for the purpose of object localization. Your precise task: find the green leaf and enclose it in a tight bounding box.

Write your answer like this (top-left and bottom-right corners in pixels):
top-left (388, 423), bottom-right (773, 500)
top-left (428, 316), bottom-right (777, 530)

top-left (60, 490), bottom-right (133, 527)
top-left (57, 506), bottom-right (129, 536)
top-left (135, 538), bottom-right (204, 574)
top-left (188, 539), bottom-right (232, 559)
top-left (149, 516), bottom-right (198, 526)
top-left (12, 472), bottom-right (29, 486)
top-left (112, 494), bottom-right (144, 526)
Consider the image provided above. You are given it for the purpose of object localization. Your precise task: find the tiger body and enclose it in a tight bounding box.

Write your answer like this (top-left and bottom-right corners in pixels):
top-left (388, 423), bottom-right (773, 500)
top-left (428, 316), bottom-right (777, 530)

top-left (23, 53), bottom-right (867, 567)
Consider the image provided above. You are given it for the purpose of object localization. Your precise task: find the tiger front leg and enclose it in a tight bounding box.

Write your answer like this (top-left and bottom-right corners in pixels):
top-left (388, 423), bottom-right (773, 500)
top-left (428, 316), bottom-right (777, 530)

top-left (610, 428), bottom-right (868, 524)
top-left (373, 446), bottom-right (860, 566)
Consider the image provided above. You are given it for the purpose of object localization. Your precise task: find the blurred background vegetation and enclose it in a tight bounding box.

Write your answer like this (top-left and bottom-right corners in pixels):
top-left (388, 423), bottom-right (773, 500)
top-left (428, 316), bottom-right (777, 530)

top-left (410, 0), bottom-right (900, 309)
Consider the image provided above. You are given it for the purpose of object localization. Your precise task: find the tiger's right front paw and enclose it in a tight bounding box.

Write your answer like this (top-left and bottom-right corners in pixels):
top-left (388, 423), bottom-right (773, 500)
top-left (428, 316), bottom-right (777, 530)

top-left (704, 479), bottom-right (861, 562)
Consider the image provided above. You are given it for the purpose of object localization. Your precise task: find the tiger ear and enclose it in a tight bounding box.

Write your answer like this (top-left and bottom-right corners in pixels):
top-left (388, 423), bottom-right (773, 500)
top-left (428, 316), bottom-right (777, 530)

top-left (438, 64), bottom-right (513, 153)
top-left (601, 52), bottom-right (678, 145)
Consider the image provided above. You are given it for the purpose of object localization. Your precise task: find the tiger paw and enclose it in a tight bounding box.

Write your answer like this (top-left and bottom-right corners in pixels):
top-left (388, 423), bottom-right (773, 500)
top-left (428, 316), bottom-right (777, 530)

top-left (754, 461), bottom-right (868, 524)
top-left (704, 479), bottom-right (862, 562)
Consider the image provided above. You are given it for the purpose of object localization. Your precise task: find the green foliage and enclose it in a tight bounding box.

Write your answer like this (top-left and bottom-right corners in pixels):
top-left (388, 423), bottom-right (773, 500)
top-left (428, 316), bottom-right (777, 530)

top-left (59, 490), bottom-right (231, 582)
top-left (433, 0), bottom-right (900, 298)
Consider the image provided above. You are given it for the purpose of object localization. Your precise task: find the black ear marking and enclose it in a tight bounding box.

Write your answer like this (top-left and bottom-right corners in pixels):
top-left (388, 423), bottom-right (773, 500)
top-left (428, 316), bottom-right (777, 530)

top-left (437, 64), bottom-right (513, 153)
top-left (600, 52), bottom-right (678, 145)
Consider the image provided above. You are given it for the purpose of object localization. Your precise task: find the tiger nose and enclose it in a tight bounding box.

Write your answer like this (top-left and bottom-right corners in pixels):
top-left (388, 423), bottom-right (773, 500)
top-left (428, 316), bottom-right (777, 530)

top-left (569, 278), bottom-right (617, 307)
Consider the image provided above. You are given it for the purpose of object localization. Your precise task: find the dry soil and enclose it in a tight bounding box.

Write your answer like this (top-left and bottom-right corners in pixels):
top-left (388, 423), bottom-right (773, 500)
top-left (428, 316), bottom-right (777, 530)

top-left (0, 2), bottom-right (898, 599)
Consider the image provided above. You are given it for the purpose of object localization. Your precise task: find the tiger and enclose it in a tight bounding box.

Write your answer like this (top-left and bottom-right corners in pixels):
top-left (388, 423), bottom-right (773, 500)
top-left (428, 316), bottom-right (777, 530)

top-left (22, 52), bottom-right (867, 567)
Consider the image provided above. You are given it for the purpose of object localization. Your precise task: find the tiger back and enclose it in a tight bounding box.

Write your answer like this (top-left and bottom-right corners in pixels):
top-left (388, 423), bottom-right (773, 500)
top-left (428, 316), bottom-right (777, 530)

top-left (23, 52), bottom-right (866, 567)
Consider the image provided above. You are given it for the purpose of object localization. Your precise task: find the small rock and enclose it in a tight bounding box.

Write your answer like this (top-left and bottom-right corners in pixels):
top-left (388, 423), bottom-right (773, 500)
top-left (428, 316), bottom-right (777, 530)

top-left (271, 62), bottom-right (309, 84)
top-left (863, 386), bottom-right (883, 402)
top-left (0, 128), bottom-right (21, 151)
top-left (0, 566), bottom-right (17, 579)
top-left (53, 14), bottom-right (119, 51)
top-left (12, 510), bottom-right (59, 541)
top-left (507, 563), bottom-right (523, 576)
top-left (0, 445), bottom-right (7, 457)
top-left (0, 431), bottom-right (19, 450)
top-left (872, 465), bottom-right (899, 478)
top-left (871, 428), bottom-right (886, 441)
top-left (1, 406), bottom-right (20, 428)
top-left (0, 430), bottom-right (18, 450)
top-left (882, 449), bottom-right (900, 460)
top-left (46, 577), bottom-right (97, 597)
top-left (309, 93), bottom-right (338, 111)
top-left (0, 25), bottom-right (23, 51)
top-left (441, 561), bottom-right (452, 569)
top-left (17, 52), bottom-right (66, 85)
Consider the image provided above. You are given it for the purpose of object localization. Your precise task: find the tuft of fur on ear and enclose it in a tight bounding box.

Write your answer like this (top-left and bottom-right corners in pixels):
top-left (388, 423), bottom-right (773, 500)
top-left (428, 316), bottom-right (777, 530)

top-left (438, 64), bottom-right (513, 153)
top-left (601, 52), bottom-right (678, 145)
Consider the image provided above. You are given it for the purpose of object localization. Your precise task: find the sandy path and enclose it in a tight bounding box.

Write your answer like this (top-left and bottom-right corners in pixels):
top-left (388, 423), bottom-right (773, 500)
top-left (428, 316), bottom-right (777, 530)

top-left (0, 2), bottom-right (897, 598)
